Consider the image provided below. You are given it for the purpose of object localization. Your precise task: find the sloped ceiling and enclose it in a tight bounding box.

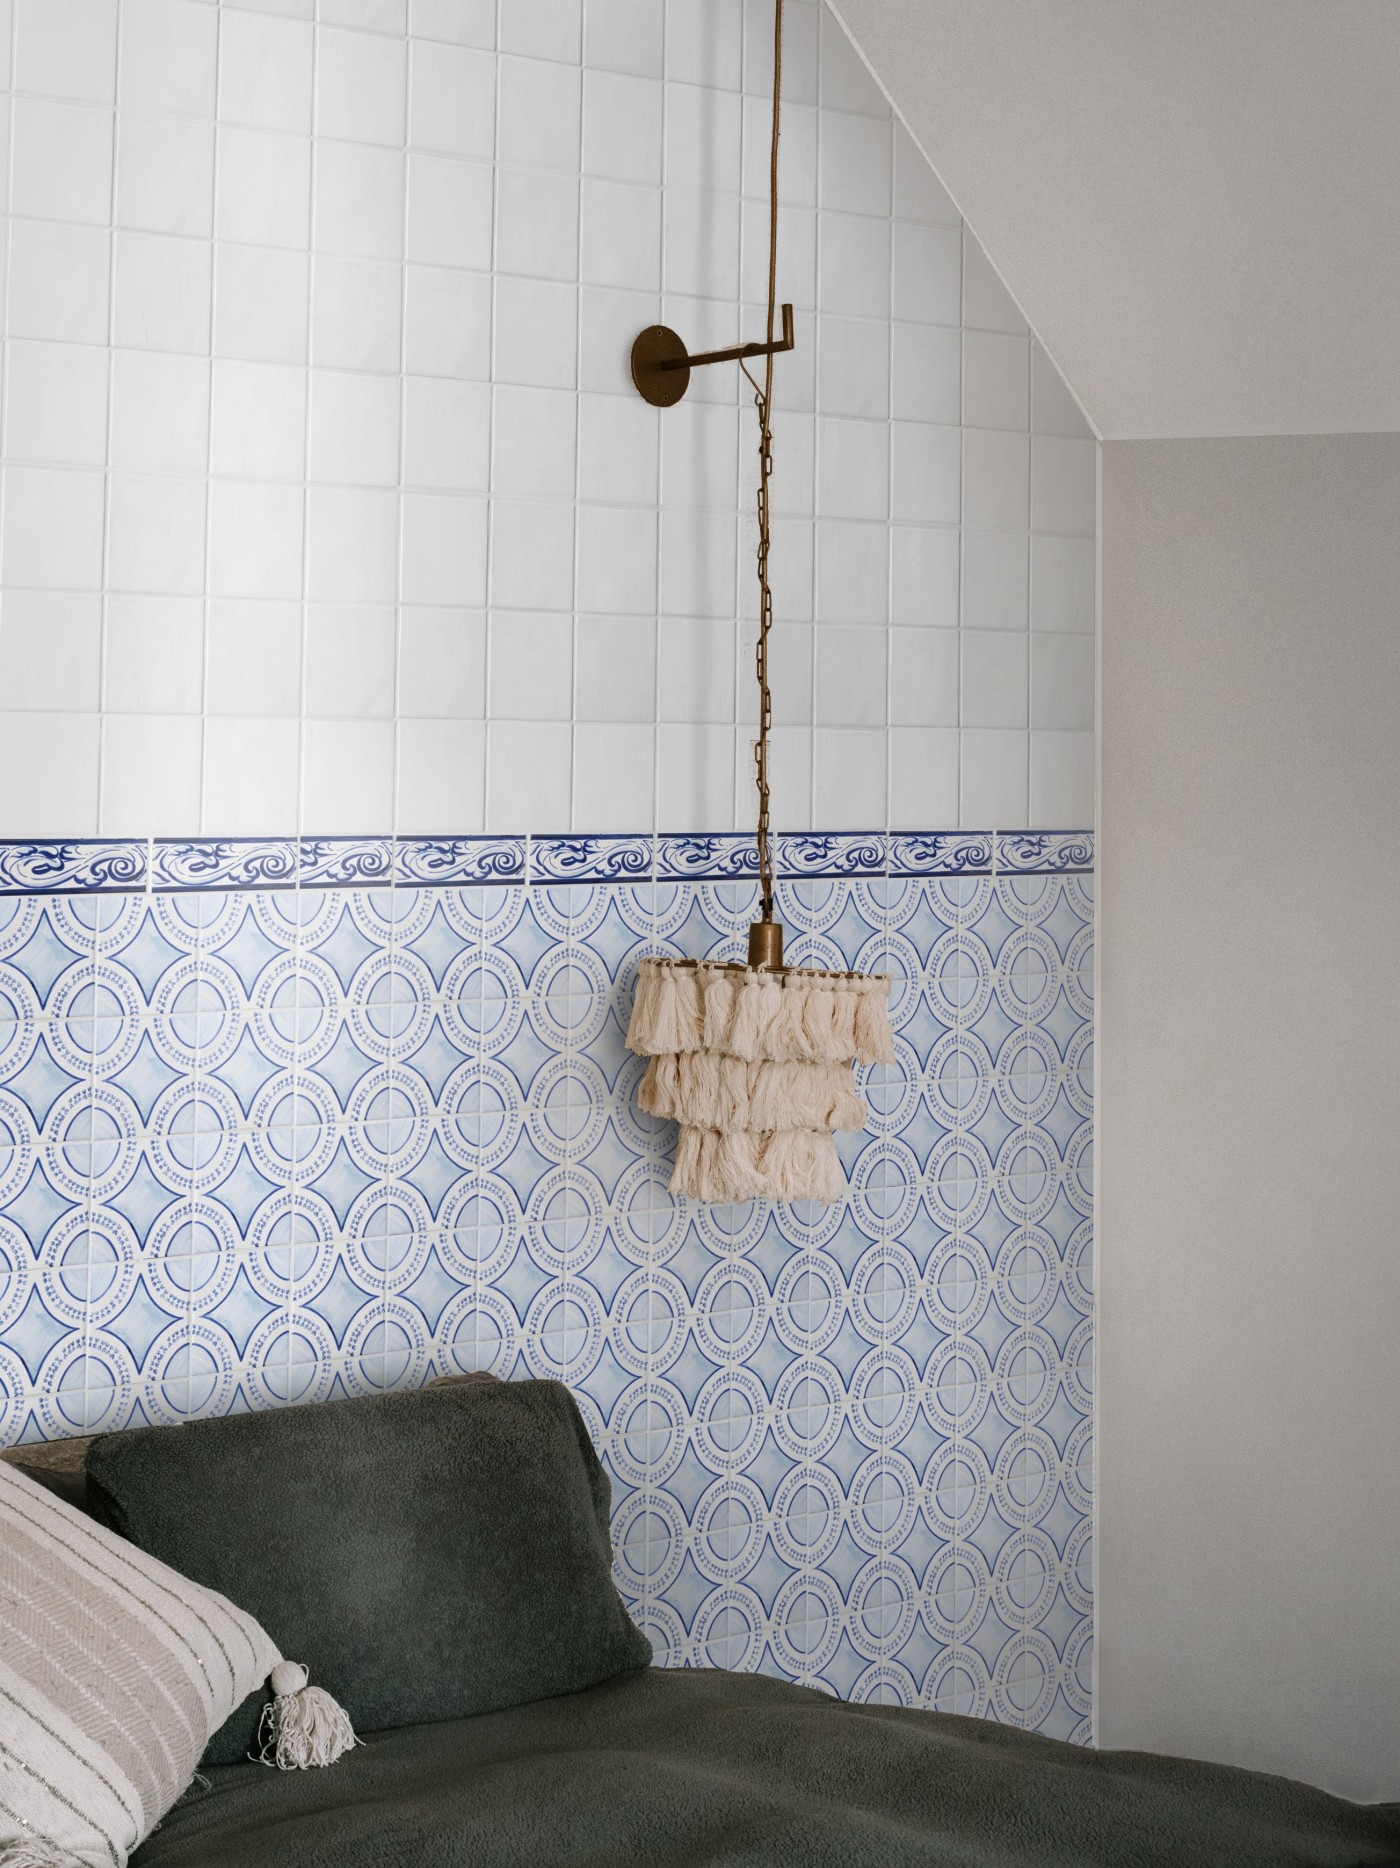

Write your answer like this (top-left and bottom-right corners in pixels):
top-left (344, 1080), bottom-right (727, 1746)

top-left (831, 0), bottom-right (1400, 439)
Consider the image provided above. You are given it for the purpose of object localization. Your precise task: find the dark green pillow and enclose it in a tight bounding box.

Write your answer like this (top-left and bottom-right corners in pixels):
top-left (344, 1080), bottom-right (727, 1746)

top-left (85, 1380), bottom-right (650, 1764)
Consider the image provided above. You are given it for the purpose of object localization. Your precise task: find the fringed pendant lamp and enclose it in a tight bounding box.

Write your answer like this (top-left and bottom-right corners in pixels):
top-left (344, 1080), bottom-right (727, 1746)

top-left (624, 0), bottom-right (894, 1204)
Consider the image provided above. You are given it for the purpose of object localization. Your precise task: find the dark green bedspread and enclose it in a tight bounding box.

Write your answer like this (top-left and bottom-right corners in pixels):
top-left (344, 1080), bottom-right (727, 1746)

top-left (133, 1667), bottom-right (1400, 1868)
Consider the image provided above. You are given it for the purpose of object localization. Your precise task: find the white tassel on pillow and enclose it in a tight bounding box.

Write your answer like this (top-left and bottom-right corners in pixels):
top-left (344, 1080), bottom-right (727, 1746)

top-left (626, 955), bottom-right (893, 1204)
top-left (256, 1661), bottom-right (358, 1771)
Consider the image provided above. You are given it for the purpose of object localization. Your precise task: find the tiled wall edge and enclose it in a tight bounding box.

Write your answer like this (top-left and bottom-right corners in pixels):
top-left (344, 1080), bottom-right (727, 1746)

top-left (0, 831), bottom-right (1094, 896)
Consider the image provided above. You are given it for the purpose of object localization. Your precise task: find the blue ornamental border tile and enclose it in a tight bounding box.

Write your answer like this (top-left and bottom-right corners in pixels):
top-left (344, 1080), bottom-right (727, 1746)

top-left (152, 838), bottom-right (299, 892)
top-left (0, 839), bottom-right (147, 896)
top-left (655, 834), bottom-right (759, 882)
top-left (776, 832), bottom-right (887, 879)
top-left (888, 832), bottom-right (994, 877)
top-left (529, 835), bottom-right (653, 885)
top-left (396, 836), bottom-right (526, 887)
top-left (995, 831), bottom-right (1094, 874)
top-left (297, 837), bottom-right (394, 888)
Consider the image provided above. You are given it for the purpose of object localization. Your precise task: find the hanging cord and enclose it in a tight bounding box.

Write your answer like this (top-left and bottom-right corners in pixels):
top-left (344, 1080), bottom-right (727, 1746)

top-left (741, 0), bottom-right (783, 924)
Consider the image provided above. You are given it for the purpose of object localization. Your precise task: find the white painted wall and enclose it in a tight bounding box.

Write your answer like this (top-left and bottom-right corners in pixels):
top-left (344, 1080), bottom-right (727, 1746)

top-left (1098, 434), bottom-right (1400, 1801)
top-left (0, 0), bottom-right (1094, 840)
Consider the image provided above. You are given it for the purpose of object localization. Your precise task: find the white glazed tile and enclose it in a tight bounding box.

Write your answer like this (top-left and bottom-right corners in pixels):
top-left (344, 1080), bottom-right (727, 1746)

top-left (491, 386), bottom-right (578, 499)
top-left (662, 189), bottom-right (740, 302)
top-left (116, 114), bottom-right (215, 239)
top-left (15, 0), bottom-right (118, 103)
top-left (889, 726), bottom-right (959, 828)
top-left (1032, 341), bottom-right (1092, 438)
top-left (0, 593), bottom-right (102, 712)
top-left (817, 316), bottom-right (890, 421)
top-left (202, 716), bottom-right (300, 835)
top-left (411, 0), bottom-right (495, 45)
top-left (315, 25), bottom-right (407, 146)
top-left (488, 610), bottom-right (574, 721)
top-left (0, 713), bottom-right (101, 835)
top-left (490, 501), bottom-right (575, 611)
top-left (210, 360), bottom-right (306, 479)
top-left (400, 494), bottom-right (489, 606)
top-left (818, 214), bottom-right (890, 320)
top-left (218, 9), bottom-right (313, 133)
top-left (302, 719), bottom-right (396, 833)
top-left (893, 122), bottom-right (959, 226)
top-left (892, 222), bottom-right (961, 328)
top-left (207, 483), bottom-right (304, 599)
top-left (576, 394), bottom-right (659, 507)
top-left (818, 10), bottom-right (888, 117)
top-left (308, 371), bottom-right (403, 487)
top-left (963, 236), bottom-right (1027, 335)
top-left (109, 351), bottom-right (210, 473)
top-left (657, 721), bottom-right (735, 832)
top-left (305, 608), bottom-right (397, 718)
top-left (582, 71), bottom-right (663, 184)
top-left (584, 0), bottom-right (662, 79)
top-left (573, 722), bottom-right (655, 830)
top-left (889, 627), bottom-right (958, 728)
top-left (816, 417), bottom-right (888, 522)
top-left (963, 330), bottom-right (1030, 434)
top-left (575, 505), bottom-right (658, 614)
top-left (105, 597), bottom-right (204, 715)
top-left (962, 630), bottom-right (1027, 730)
top-left (206, 600), bottom-right (303, 715)
top-left (580, 178), bottom-right (662, 291)
top-left (740, 200), bottom-right (816, 309)
top-left (396, 717), bottom-right (485, 830)
top-left (216, 128), bottom-right (312, 250)
top-left (496, 166), bottom-right (580, 280)
top-left (1029, 729), bottom-right (1094, 828)
top-left (661, 400), bottom-right (740, 512)
top-left (890, 321), bottom-right (960, 425)
top-left (812, 726), bottom-right (886, 828)
top-left (963, 428), bottom-right (1030, 531)
top-left (408, 41), bottom-right (495, 157)
top-left (313, 258), bottom-right (404, 374)
top-left (404, 377), bottom-right (493, 492)
top-left (814, 625), bottom-right (885, 728)
top-left (119, 0), bottom-right (217, 115)
top-left (963, 532), bottom-right (1029, 633)
top-left (659, 616), bottom-right (736, 724)
top-left (113, 232), bottom-right (208, 354)
top-left (307, 486), bottom-right (400, 603)
top-left (107, 475), bottom-right (207, 596)
top-left (11, 99), bottom-right (114, 226)
top-left (890, 526), bottom-right (959, 629)
top-left (815, 519), bottom-right (887, 625)
top-left (1030, 535), bottom-right (1095, 635)
top-left (485, 720), bottom-right (573, 831)
top-left (405, 267), bottom-right (492, 379)
top-left (658, 510), bottom-right (736, 619)
top-left (100, 713), bottom-right (202, 836)
top-left (741, 94), bottom-right (817, 209)
top-left (398, 609), bottom-right (486, 718)
top-left (1031, 436), bottom-right (1097, 536)
top-left (499, 55), bottom-right (582, 171)
top-left (818, 110), bottom-right (890, 219)
top-left (213, 245), bottom-right (309, 364)
top-left (11, 223), bottom-right (111, 346)
top-left (666, 82), bottom-right (742, 196)
top-left (666, 0), bottom-right (741, 89)
top-left (316, 142), bottom-right (407, 262)
top-left (1030, 633), bottom-right (1095, 731)
top-left (499, 0), bottom-right (582, 63)
top-left (961, 727), bottom-right (1028, 828)
top-left (575, 615), bottom-right (656, 722)
top-left (5, 341), bottom-right (110, 466)
top-left (891, 422), bottom-right (960, 525)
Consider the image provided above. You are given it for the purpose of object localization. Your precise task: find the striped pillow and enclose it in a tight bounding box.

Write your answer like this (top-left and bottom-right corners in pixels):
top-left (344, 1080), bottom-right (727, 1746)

top-left (0, 1459), bottom-right (280, 1866)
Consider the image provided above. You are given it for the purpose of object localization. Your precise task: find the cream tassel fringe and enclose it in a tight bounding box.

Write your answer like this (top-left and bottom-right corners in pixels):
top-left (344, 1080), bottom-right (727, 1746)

top-left (0, 1840), bottom-right (82, 1867)
top-left (627, 959), bottom-right (894, 1067)
top-left (627, 957), bottom-right (894, 1203)
top-left (256, 1661), bottom-right (359, 1771)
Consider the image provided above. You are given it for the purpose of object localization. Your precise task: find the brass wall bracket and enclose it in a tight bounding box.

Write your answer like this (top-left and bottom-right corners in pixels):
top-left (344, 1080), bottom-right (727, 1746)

top-left (630, 303), bottom-right (795, 408)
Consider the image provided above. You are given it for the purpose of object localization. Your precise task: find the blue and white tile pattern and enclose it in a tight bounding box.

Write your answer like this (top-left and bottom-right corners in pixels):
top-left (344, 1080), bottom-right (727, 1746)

top-left (0, 829), bottom-right (1093, 1741)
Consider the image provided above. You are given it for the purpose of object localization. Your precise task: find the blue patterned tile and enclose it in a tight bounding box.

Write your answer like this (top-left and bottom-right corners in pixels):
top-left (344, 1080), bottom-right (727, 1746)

top-left (775, 832), bottom-right (887, 879)
top-left (995, 831), bottom-right (1094, 875)
top-left (0, 823), bottom-right (1091, 1739)
top-left (395, 836), bottom-right (526, 888)
top-left (888, 832), bottom-right (994, 877)
top-left (656, 834), bottom-right (760, 882)
top-left (0, 840), bottom-right (147, 896)
top-left (152, 839), bottom-right (298, 892)
top-left (298, 837), bottom-right (394, 888)
top-left (529, 835), bottom-right (654, 885)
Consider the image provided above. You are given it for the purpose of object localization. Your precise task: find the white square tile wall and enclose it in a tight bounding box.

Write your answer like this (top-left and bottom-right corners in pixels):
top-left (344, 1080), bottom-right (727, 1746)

top-left (0, 0), bottom-right (1095, 838)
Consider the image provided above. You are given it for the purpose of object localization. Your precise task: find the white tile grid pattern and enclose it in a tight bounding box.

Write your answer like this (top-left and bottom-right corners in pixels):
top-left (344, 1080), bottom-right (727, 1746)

top-left (0, 0), bottom-right (1095, 839)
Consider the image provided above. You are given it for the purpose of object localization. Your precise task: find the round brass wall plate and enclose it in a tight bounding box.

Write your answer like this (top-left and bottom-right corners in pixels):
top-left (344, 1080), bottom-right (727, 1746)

top-left (631, 325), bottom-right (690, 406)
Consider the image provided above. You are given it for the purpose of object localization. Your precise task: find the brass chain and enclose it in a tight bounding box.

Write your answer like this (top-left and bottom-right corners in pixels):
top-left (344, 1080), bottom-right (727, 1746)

top-left (743, 0), bottom-right (783, 923)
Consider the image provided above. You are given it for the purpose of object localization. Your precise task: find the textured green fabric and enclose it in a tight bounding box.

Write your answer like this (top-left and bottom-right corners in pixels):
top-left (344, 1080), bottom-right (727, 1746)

top-left (86, 1380), bottom-right (650, 1765)
top-left (130, 1667), bottom-right (1400, 1868)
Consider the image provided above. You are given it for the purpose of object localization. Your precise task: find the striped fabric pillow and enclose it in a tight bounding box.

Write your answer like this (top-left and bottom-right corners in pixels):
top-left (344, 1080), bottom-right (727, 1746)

top-left (0, 1458), bottom-right (280, 1866)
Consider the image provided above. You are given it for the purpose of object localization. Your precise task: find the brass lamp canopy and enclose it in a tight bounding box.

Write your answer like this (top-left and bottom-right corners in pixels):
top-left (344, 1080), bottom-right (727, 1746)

top-left (747, 918), bottom-right (784, 970)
